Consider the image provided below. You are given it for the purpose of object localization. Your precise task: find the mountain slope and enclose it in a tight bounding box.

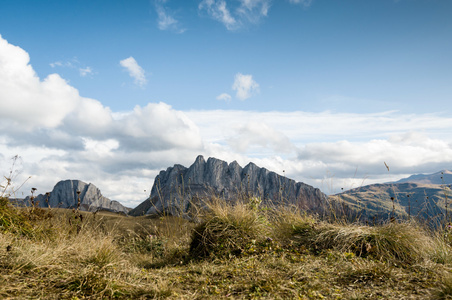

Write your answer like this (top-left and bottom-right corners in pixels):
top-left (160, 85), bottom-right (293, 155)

top-left (24, 180), bottom-right (130, 214)
top-left (334, 170), bottom-right (452, 223)
top-left (394, 170), bottom-right (452, 185)
top-left (129, 155), bottom-right (327, 216)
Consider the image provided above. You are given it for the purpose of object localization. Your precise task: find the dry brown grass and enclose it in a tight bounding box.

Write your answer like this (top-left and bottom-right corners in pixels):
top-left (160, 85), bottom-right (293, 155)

top-left (0, 196), bottom-right (451, 299)
top-left (189, 197), bottom-right (271, 259)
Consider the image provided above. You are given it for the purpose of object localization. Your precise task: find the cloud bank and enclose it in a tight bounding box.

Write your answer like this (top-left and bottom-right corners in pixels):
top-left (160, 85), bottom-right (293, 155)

top-left (1, 35), bottom-right (451, 207)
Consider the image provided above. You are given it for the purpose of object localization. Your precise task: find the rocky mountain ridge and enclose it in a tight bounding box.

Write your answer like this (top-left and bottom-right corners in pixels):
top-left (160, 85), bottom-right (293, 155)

top-left (23, 180), bottom-right (130, 214)
top-left (394, 170), bottom-right (452, 185)
top-left (129, 155), bottom-right (327, 216)
top-left (333, 170), bottom-right (452, 223)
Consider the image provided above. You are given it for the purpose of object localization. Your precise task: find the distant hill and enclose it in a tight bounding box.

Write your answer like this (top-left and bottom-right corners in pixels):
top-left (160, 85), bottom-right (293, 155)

top-left (22, 180), bottom-right (130, 214)
top-left (334, 170), bottom-right (452, 224)
top-left (129, 155), bottom-right (327, 216)
top-left (394, 170), bottom-right (452, 185)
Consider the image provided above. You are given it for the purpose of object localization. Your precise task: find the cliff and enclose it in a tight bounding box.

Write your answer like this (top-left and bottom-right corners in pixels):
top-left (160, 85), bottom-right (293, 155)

top-left (24, 180), bottom-right (129, 214)
top-left (129, 155), bottom-right (327, 216)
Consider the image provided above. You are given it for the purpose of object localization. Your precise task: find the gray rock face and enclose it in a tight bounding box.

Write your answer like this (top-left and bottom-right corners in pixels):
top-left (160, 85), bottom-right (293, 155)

top-left (129, 155), bottom-right (327, 216)
top-left (24, 180), bottom-right (129, 214)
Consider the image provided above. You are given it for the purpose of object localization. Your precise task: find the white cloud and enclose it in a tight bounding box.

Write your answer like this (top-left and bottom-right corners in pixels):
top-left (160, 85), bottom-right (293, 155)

top-left (185, 110), bottom-right (452, 147)
top-left (155, 0), bottom-right (186, 33)
top-left (114, 103), bottom-right (203, 151)
top-left (2, 35), bottom-right (452, 207)
top-left (237, 0), bottom-right (271, 22)
top-left (119, 56), bottom-right (147, 87)
top-left (62, 97), bottom-right (114, 136)
top-left (0, 36), bottom-right (78, 129)
top-left (199, 0), bottom-right (238, 30)
top-left (49, 59), bottom-right (93, 78)
top-left (79, 66), bottom-right (93, 77)
top-left (216, 93), bottom-right (232, 102)
top-left (50, 61), bottom-right (76, 69)
top-left (288, 0), bottom-right (313, 7)
top-left (0, 36), bottom-right (204, 207)
top-left (199, 0), bottom-right (315, 30)
top-left (157, 7), bottom-right (177, 30)
top-left (198, 0), bottom-right (271, 30)
top-left (185, 109), bottom-right (452, 193)
top-left (83, 138), bottom-right (119, 157)
top-left (228, 122), bottom-right (295, 153)
top-left (232, 73), bottom-right (259, 100)
top-left (49, 61), bottom-right (64, 68)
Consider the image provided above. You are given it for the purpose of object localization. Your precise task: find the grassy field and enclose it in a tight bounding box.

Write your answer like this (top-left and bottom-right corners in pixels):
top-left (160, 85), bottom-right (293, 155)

top-left (1, 196), bottom-right (452, 299)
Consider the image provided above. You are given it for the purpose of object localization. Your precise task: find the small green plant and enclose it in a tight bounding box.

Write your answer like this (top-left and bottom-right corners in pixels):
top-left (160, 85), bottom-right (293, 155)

top-left (126, 234), bottom-right (166, 256)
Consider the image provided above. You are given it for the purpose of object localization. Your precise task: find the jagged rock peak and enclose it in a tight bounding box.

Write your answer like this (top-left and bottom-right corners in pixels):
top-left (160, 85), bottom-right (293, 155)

top-left (24, 179), bottom-right (129, 214)
top-left (129, 156), bottom-right (327, 216)
top-left (194, 155), bottom-right (206, 165)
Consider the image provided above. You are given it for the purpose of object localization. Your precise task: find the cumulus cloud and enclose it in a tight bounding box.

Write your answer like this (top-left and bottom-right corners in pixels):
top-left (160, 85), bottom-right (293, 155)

top-left (185, 109), bottom-right (452, 192)
top-left (216, 93), bottom-right (232, 102)
top-left (82, 138), bottom-right (120, 157)
top-left (232, 73), bottom-right (259, 100)
top-left (0, 35), bottom-right (205, 206)
top-left (294, 133), bottom-right (452, 189)
top-left (2, 35), bottom-right (452, 206)
top-left (0, 36), bottom-right (78, 129)
top-left (113, 103), bottom-right (203, 151)
top-left (119, 56), bottom-right (147, 87)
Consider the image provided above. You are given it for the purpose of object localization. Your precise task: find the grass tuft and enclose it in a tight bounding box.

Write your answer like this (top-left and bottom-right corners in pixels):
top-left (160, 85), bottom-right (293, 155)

top-left (189, 197), bottom-right (270, 259)
top-left (313, 221), bottom-right (433, 265)
top-left (435, 273), bottom-right (452, 299)
top-left (0, 196), bottom-right (33, 236)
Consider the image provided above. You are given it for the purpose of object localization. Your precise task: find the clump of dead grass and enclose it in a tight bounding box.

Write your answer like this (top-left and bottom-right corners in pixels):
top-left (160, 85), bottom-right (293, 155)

top-left (270, 206), bottom-right (435, 265)
top-left (189, 197), bottom-right (271, 259)
top-left (0, 196), bottom-right (33, 236)
top-left (313, 220), bottom-right (434, 265)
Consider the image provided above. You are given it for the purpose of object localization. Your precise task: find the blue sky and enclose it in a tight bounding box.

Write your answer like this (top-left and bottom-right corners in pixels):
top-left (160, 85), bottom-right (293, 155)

top-left (3, 0), bottom-right (451, 112)
top-left (1, 0), bottom-right (451, 207)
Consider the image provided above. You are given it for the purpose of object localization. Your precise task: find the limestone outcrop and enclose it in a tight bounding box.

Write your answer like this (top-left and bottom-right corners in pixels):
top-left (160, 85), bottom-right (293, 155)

top-left (129, 155), bottom-right (327, 216)
top-left (24, 180), bottom-right (129, 214)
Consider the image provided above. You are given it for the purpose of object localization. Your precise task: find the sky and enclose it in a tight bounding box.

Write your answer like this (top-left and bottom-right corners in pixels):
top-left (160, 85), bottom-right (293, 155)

top-left (0, 0), bottom-right (451, 208)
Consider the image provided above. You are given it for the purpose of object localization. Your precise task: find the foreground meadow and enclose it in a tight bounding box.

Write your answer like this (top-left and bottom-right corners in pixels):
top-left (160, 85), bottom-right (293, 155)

top-left (1, 196), bottom-right (452, 299)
